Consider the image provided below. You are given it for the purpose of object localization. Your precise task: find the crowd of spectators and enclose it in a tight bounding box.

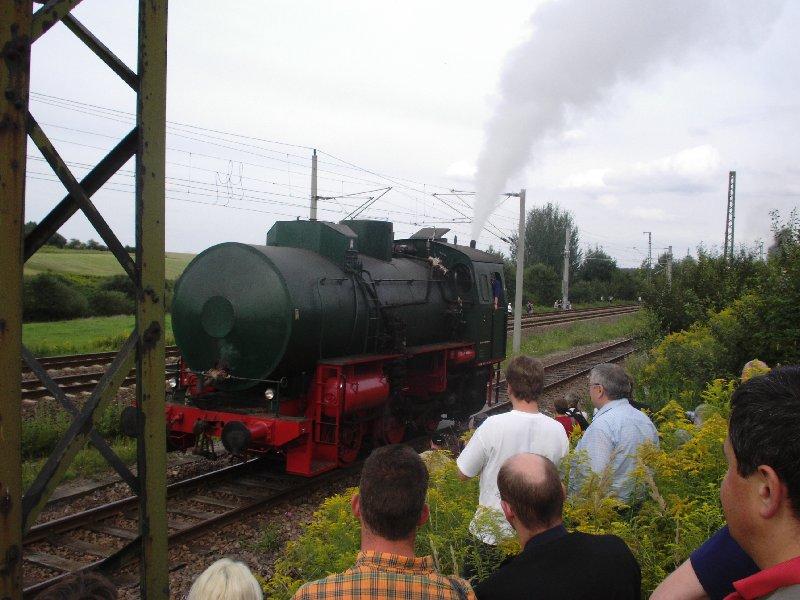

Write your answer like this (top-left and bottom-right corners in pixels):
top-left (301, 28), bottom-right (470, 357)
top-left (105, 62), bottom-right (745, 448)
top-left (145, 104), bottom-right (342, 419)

top-left (34, 359), bottom-right (799, 600)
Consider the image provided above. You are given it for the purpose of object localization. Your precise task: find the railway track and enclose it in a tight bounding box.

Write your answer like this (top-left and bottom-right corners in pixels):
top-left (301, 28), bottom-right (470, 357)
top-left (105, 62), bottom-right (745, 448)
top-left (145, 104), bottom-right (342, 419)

top-left (22, 456), bottom-right (363, 595)
top-left (21, 305), bottom-right (638, 401)
top-left (23, 337), bottom-right (637, 595)
top-left (486, 337), bottom-right (636, 413)
top-left (506, 304), bottom-right (638, 332)
top-left (22, 346), bottom-right (181, 373)
top-left (21, 363), bottom-right (180, 401)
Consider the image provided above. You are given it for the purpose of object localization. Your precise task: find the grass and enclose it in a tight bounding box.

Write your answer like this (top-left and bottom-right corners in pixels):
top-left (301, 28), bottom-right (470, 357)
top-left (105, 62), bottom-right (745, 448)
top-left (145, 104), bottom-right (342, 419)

top-left (23, 314), bottom-right (175, 356)
top-left (25, 246), bottom-right (194, 280)
top-left (21, 399), bottom-right (134, 489)
top-left (22, 438), bottom-right (137, 489)
top-left (508, 311), bottom-right (644, 361)
top-left (250, 523), bottom-right (287, 553)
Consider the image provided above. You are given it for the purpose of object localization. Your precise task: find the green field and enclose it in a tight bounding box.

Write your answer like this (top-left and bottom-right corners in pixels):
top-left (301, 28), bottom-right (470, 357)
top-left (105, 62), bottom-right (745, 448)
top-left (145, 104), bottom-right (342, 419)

top-left (25, 246), bottom-right (194, 280)
top-left (24, 314), bottom-right (175, 356)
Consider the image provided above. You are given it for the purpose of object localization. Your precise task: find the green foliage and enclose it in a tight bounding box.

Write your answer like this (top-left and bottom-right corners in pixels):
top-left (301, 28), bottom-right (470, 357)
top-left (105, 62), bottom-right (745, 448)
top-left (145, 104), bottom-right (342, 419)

top-left (511, 311), bottom-right (644, 361)
top-left (23, 314), bottom-right (175, 356)
top-left (25, 246), bottom-right (193, 280)
top-left (522, 263), bottom-right (560, 305)
top-left (265, 377), bottom-right (735, 598)
top-left (22, 399), bottom-right (127, 461)
top-left (89, 290), bottom-right (136, 316)
top-left (250, 523), bottom-right (287, 553)
top-left (264, 458), bottom-right (518, 599)
top-left (510, 202), bottom-right (581, 276)
top-left (22, 438), bottom-right (137, 489)
top-left (579, 246), bottom-right (617, 281)
top-left (101, 274), bottom-right (137, 299)
top-left (23, 221), bottom-right (66, 248)
top-left (633, 211), bottom-right (800, 409)
top-left (642, 246), bottom-right (766, 335)
top-left (24, 273), bottom-right (89, 321)
top-left (22, 269), bottom-right (177, 323)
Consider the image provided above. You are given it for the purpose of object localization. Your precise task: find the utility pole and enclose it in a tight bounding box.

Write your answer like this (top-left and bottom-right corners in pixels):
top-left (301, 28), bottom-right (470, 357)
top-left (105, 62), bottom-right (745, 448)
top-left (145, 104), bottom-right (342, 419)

top-left (666, 245), bottom-right (673, 289)
top-left (723, 170), bottom-right (736, 262)
top-left (643, 231), bottom-right (652, 274)
top-left (759, 240), bottom-right (764, 262)
top-left (561, 226), bottom-right (570, 309)
top-left (310, 148), bottom-right (318, 220)
top-left (510, 189), bottom-right (526, 354)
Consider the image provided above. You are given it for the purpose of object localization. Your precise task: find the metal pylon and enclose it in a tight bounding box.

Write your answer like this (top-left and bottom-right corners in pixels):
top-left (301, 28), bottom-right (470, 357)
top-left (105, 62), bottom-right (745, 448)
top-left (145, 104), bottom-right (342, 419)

top-left (0, 1), bottom-right (169, 597)
top-left (723, 171), bottom-right (736, 262)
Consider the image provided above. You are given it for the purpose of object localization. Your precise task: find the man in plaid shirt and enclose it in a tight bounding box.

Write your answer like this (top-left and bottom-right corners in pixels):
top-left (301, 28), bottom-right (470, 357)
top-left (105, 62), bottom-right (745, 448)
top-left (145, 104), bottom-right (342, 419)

top-left (292, 445), bottom-right (475, 599)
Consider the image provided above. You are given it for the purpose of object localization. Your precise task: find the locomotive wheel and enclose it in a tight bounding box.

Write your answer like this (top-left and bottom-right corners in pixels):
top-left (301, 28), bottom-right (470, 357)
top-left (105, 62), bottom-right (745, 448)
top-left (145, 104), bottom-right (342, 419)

top-left (417, 412), bottom-right (441, 434)
top-left (339, 422), bottom-right (365, 464)
top-left (375, 414), bottom-right (406, 445)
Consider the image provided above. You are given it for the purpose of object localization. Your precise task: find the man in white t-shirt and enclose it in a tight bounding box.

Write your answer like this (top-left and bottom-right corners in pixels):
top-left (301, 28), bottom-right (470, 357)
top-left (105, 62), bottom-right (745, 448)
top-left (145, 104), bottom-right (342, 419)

top-left (457, 355), bottom-right (569, 580)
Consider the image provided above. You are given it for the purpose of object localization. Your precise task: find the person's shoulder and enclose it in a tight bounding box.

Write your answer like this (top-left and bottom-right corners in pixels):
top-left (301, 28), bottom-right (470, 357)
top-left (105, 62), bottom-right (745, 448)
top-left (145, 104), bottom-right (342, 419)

top-left (439, 574), bottom-right (477, 599)
top-left (473, 555), bottom-right (521, 599)
top-left (567, 531), bottom-right (637, 561)
top-left (291, 570), bottom-right (351, 599)
top-left (481, 412), bottom-right (513, 430)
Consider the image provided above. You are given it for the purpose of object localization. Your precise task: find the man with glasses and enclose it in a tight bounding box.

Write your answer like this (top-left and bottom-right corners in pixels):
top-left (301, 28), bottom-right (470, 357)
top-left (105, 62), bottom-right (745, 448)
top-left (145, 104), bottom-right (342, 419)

top-left (568, 363), bottom-right (658, 502)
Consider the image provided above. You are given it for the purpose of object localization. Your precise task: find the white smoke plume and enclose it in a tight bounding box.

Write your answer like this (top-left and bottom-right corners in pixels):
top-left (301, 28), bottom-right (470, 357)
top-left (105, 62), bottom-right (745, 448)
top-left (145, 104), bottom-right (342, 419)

top-left (472, 0), bottom-right (784, 242)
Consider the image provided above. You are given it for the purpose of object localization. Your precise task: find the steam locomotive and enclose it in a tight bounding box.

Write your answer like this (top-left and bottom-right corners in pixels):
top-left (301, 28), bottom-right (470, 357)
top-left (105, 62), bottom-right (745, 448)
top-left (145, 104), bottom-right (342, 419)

top-left (148, 219), bottom-right (507, 476)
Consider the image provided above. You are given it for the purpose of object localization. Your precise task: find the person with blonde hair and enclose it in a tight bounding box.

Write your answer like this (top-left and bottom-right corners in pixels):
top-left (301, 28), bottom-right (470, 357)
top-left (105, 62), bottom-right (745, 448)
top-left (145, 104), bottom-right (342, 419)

top-left (187, 558), bottom-right (263, 600)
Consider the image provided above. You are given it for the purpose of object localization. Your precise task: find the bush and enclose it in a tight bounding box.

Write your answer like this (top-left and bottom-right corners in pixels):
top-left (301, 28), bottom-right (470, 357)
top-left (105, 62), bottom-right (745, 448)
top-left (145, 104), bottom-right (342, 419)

top-left (100, 274), bottom-right (137, 300)
top-left (264, 376), bottom-right (738, 598)
top-left (264, 455), bottom-right (516, 599)
top-left (24, 273), bottom-right (89, 321)
top-left (523, 263), bottom-right (560, 305)
top-left (89, 290), bottom-right (135, 316)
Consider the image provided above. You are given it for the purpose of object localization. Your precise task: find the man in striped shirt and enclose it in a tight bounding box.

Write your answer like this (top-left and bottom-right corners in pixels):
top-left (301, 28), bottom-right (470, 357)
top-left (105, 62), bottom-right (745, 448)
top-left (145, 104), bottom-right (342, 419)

top-left (292, 445), bottom-right (475, 600)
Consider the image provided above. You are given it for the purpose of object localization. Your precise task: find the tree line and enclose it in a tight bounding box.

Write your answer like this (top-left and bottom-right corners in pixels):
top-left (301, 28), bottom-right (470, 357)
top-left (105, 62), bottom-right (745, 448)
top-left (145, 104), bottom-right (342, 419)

top-left (495, 203), bottom-right (644, 306)
top-left (24, 221), bottom-right (135, 252)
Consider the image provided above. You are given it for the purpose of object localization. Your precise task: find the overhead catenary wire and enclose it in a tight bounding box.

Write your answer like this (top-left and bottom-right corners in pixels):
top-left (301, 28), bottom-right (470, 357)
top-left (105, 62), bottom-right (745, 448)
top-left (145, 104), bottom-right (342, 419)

top-left (27, 92), bottom-right (629, 264)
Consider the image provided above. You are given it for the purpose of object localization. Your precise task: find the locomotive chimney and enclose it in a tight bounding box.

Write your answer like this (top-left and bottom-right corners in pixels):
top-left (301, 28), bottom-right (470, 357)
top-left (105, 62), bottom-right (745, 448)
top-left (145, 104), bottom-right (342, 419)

top-left (469, 239), bottom-right (476, 249)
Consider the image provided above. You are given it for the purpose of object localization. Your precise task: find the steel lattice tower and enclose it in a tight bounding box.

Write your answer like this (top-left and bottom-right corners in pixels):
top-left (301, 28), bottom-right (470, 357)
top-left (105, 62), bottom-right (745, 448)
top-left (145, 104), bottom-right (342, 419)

top-left (723, 171), bottom-right (736, 261)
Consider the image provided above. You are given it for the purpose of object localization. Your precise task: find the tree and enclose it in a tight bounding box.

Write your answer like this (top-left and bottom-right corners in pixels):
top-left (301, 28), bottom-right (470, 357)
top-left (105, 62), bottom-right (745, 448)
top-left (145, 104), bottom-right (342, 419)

top-left (47, 232), bottom-right (67, 248)
top-left (522, 263), bottom-right (560, 305)
top-left (579, 246), bottom-right (617, 281)
top-left (23, 221), bottom-right (66, 247)
top-left (510, 203), bottom-right (581, 278)
top-left (85, 239), bottom-right (107, 251)
top-left (23, 273), bottom-right (88, 321)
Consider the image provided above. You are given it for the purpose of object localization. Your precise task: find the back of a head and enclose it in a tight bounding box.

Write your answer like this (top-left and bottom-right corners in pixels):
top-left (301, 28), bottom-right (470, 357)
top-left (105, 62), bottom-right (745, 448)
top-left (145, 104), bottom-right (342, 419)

top-left (34, 573), bottom-right (117, 600)
top-left (497, 453), bottom-right (564, 531)
top-left (359, 445), bottom-right (429, 540)
top-left (553, 395), bottom-right (570, 415)
top-left (740, 359), bottom-right (770, 382)
top-left (505, 355), bottom-right (545, 402)
top-left (589, 363), bottom-right (631, 400)
top-left (187, 558), bottom-right (263, 600)
top-left (729, 366), bottom-right (800, 517)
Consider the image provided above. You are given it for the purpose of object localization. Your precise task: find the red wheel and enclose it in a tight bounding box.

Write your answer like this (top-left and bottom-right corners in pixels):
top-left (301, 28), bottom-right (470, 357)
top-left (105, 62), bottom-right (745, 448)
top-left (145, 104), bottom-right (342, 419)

top-left (339, 422), bottom-right (364, 464)
top-left (417, 413), bottom-right (441, 434)
top-left (374, 414), bottom-right (406, 445)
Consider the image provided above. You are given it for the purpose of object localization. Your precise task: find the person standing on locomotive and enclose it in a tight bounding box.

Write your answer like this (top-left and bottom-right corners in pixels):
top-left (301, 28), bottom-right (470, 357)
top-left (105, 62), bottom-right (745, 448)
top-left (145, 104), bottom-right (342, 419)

top-left (456, 356), bottom-right (569, 580)
top-left (491, 272), bottom-right (503, 310)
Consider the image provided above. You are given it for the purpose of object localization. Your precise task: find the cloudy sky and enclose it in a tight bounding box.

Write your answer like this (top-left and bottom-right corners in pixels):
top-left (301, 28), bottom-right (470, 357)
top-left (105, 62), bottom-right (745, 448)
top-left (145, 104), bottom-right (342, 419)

top-left (25, 0), bottom-right (799, 267)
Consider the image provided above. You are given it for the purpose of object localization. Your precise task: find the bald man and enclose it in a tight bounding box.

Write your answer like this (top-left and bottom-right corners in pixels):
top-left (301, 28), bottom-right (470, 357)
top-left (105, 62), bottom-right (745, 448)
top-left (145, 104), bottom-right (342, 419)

top-left (474, 453), bottom-right (641, 600)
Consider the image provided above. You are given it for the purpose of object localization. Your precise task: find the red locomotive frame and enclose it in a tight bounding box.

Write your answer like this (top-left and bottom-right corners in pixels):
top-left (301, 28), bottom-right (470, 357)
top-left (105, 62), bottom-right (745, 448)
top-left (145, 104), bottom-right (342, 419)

top-left (164, 340), bottom-right (496, 476)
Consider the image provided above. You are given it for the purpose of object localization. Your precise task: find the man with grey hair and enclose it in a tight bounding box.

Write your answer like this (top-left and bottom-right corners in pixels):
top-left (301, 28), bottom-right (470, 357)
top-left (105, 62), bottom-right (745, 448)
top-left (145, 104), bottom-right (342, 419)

top-left (568, 363), bottom-right (658, 501)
